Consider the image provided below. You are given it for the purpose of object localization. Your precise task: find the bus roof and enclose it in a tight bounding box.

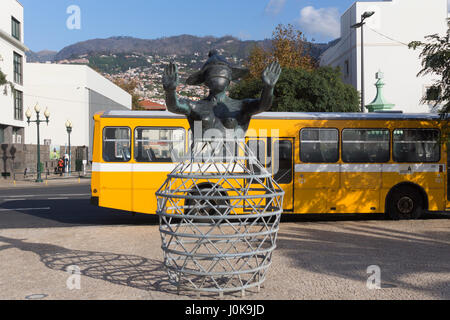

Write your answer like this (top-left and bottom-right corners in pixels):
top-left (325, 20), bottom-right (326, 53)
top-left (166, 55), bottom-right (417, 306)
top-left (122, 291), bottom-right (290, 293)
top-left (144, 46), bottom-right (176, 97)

top-left (100, 110), bottom-right (446, 121)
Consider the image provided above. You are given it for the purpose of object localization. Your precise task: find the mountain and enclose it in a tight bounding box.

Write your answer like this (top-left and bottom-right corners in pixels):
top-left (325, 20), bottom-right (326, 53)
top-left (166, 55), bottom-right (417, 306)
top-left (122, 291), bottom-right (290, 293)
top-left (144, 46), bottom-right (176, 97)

top-left (28, 35), bottom-right (337, 105)
top-left (52, 35), bottom-right (331, 62)
top-left (26, 50), bottom-right (57, 63)
top-left (54, 35), bottom-right (272, 61)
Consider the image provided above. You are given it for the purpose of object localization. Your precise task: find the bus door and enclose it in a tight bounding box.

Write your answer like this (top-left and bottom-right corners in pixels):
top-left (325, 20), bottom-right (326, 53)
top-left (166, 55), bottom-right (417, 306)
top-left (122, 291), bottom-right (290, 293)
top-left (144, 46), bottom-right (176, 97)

top-left (272, 138), bottom-right (294, 212)
top-left (100, 126), bottom-right (133, 212)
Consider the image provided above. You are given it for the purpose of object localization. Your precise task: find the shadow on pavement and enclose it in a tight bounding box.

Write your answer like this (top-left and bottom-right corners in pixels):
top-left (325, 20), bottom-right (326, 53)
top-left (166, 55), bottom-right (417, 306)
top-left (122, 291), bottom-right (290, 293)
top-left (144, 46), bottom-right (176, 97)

top-left (0, 235), bottom-right (181, 297)
top-left (276, 221), bottom-right (450, 299)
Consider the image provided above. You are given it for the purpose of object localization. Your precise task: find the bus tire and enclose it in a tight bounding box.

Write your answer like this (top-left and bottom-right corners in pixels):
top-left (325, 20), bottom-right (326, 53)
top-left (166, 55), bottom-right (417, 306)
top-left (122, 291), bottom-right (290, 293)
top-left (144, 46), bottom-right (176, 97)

top-left (387, 185), bottom-right (424, 220)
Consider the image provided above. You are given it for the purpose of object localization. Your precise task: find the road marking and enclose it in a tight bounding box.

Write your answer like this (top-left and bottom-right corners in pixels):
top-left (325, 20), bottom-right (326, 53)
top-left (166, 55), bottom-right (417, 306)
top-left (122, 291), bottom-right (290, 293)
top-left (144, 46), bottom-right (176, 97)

top-left (1, 195), bottom-right (38, 198)
top-left (0, 193), bottom-right (90, 199)
top-left (0, 207), bottom-right (51, 212)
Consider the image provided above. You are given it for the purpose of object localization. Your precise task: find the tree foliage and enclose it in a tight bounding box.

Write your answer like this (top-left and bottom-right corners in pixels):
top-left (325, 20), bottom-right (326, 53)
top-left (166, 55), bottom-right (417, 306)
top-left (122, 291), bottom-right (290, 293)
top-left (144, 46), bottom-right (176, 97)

top-left (246, 24), bottom-right (315, 78)
top-left (230, 67), bottom-right (360, 112)
top-left (409, 20), bottom-right (450, 113)
top-left (113, 78), bottom-right (142, 110)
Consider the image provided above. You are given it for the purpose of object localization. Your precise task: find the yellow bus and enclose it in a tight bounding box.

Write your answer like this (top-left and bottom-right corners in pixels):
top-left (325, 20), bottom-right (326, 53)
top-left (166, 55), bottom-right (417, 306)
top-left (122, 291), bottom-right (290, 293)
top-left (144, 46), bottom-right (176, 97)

top-left (91, 110), bottom-right (449, 220)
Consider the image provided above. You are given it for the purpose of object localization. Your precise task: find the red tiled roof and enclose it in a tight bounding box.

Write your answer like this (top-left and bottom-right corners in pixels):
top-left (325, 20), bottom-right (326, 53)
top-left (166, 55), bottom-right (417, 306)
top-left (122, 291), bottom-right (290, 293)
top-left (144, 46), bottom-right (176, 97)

top-left (139, 100), bottom-right (166, 111)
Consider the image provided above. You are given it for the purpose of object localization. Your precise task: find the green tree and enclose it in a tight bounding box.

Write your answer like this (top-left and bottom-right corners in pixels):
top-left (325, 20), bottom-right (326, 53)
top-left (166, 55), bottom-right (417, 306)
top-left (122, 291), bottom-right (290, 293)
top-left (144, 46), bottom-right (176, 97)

top-left (409, 20), bottom-right (450, 113)
top-left (230, 66), bottom-right (360, 112)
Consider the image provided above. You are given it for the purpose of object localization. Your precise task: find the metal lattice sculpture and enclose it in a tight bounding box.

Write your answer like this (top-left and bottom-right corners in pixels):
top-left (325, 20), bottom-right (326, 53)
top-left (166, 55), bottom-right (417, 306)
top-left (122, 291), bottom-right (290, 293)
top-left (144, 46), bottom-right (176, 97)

top-left (156, 138), bottom-right (284, 296)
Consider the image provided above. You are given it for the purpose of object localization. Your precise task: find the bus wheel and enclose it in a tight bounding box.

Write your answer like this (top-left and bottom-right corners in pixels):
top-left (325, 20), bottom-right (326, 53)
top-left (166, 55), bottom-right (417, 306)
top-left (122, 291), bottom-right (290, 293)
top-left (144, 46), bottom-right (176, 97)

top-left (387, 186), bottom-right (424, 220)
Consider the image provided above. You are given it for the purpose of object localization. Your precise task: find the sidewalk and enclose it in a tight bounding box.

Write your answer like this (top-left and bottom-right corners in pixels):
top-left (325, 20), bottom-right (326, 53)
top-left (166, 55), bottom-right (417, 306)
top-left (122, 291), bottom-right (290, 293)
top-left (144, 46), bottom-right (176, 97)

top-left (0, 176), bottom-right (91, 189)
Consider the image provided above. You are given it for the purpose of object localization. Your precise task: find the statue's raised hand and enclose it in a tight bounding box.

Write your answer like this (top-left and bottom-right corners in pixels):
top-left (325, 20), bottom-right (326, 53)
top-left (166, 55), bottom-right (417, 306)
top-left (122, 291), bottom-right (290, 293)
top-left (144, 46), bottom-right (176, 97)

top-left (163, 62), bottom-right (179, 91)
top-left (262, 61), bottom-right (281, 88)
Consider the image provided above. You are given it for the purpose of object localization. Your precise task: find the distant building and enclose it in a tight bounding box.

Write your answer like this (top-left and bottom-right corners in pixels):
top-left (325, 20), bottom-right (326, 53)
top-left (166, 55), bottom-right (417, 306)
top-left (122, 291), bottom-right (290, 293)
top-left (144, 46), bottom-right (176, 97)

top-left (139, 99), bottom-right (166, 111)
top-left (24, 63), bottom-right (132, 162)
top-left (58, 58), bottom-right (90, 65)
top-left (320, 0), bottom-right (448, 113)
top-left (0, 0), bottom-right (27, 145)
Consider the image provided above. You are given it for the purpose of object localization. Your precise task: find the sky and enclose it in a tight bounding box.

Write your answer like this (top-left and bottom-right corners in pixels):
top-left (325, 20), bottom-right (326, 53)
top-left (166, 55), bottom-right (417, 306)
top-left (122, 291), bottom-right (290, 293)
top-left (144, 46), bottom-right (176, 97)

top-left (20, 0), bottom-right (450, 53)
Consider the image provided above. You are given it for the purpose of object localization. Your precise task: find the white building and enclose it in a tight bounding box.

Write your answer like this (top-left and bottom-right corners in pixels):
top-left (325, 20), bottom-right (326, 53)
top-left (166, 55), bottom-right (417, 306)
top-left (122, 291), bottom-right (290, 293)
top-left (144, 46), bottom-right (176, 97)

top-left (24, 63), bottom-right (132, 161)
top-left (0, 0), bottom-right (27, 144)
top-left (320, 0), bottom-right (448, 113)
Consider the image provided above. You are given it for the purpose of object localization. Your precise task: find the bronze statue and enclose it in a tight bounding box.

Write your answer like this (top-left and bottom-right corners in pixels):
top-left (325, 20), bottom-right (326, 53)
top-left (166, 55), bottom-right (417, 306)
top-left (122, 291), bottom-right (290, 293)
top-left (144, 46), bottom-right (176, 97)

top-left (162, 50), bottom-right (281, 139)
top-left (157, 51), bottom-right (285, 295)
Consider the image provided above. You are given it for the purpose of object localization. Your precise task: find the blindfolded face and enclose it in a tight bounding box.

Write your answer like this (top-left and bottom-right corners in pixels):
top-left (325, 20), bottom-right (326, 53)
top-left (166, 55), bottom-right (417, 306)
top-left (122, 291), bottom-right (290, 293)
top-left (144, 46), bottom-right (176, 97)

top-left (204, 66), bottom-right (232, 93)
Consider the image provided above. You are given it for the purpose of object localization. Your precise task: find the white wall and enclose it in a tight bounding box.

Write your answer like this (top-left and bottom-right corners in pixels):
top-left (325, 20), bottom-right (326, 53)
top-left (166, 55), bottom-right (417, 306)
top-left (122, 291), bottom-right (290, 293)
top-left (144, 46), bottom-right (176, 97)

top-left (0, 40), bottom-right (26, 128)
top-left (24, 64), bottom-right (131, 149)
top-left (320, 0), bottom-right (448, 113)
top-left (0, 0), bottom-right (24, 42)
top-left (86, 67), bottom-right (131, 108)
top-left (24, 64), bottom-right (89, 147)
top-left (0, 0), bottom-right (26, 131)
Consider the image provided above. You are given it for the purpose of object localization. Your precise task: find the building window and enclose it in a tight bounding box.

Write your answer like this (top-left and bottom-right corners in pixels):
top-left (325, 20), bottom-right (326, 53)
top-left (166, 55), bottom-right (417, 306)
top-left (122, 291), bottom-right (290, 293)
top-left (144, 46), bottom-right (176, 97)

top-left (12, 128), bottom-right (22, 144)
top-left (14, 90), bottom-right (23, 121)
top-left (13, 52), bottom-right (23, 85)
top-left (344, 60), bottom-right (350, 77)
top-left (11, 17), bottom-right (21, 41)
top-left (393, 129), bottom-right (440, 163)
top-left (342, 129), bottom-right (390, 163)
top-left (134, 127), bottom-right (185, 163)
top-left (300, 128), bottom-right (339, 163)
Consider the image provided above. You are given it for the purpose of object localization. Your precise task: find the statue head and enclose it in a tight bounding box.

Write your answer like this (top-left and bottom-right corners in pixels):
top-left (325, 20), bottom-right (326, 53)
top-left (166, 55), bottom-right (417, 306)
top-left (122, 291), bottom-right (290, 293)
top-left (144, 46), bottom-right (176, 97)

top-left (186, 50), bottom-right (249, 94)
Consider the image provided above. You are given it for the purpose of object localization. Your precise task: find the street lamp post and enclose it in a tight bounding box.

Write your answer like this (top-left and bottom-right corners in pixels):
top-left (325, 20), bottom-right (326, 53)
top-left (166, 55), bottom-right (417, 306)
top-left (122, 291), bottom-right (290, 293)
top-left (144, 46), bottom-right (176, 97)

top-left (351, 11), bottom-right (375, 113)
top-left (65, 120), bottom-right (73, 176)
top-left (26, 103), bottom-right (50, 183)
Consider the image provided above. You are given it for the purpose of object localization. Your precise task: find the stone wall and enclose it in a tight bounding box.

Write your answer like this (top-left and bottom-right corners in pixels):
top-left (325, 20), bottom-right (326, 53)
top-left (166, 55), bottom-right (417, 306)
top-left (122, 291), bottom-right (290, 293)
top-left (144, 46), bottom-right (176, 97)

top-left (0, 144), bottom-right (89, 179)
top-left (1, 144), bottom-right (49, 179)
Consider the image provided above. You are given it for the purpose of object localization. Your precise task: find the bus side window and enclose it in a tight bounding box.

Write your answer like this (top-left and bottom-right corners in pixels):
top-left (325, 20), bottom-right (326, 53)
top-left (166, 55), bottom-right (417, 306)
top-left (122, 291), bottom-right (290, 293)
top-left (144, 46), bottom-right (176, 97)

top-left (135, 127), bottom-right (185, 163)
top-left (103, 127), bottom-right (131, 162)
top-left (300, 128), bottom-right (339, 163)
top-left (393, 129), bottom-right (440, 163)
top-left (342, 129), bottom-right (390, 163)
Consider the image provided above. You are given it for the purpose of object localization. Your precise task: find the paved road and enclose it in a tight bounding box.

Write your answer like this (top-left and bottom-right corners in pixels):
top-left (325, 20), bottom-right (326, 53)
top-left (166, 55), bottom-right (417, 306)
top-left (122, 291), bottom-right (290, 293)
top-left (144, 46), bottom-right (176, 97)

top-left (0, 184), bottom-right (449, 300)
top-left (0, 183), bottom-right (158, 229)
